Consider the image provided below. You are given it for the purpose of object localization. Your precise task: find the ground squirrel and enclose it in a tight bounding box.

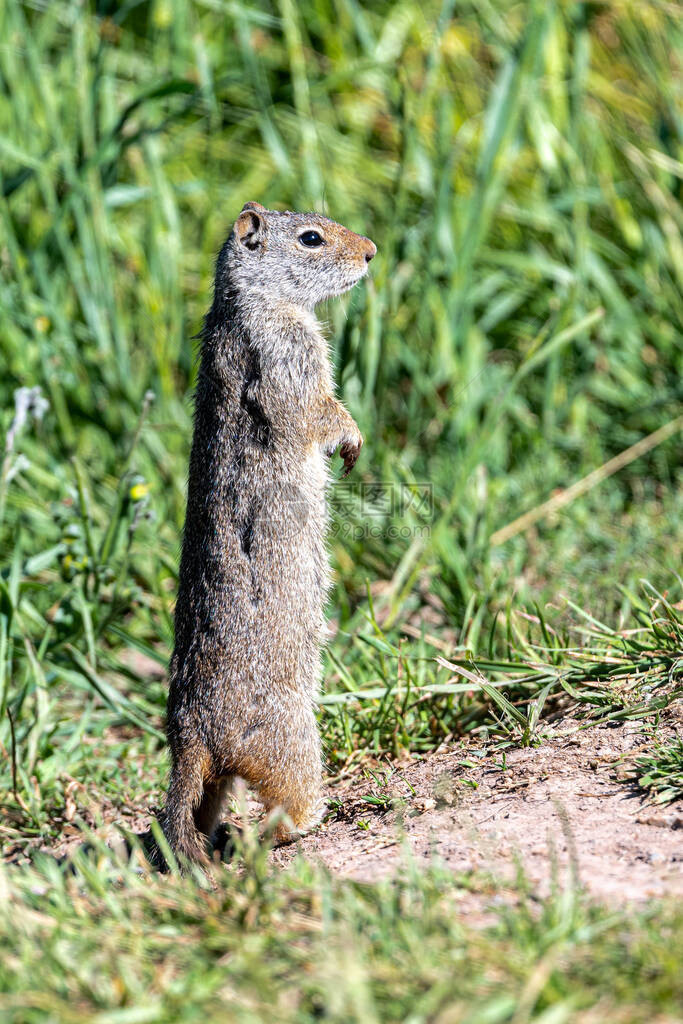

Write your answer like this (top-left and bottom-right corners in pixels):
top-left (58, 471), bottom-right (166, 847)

top-left (157, 202), bottom-right (376, 866)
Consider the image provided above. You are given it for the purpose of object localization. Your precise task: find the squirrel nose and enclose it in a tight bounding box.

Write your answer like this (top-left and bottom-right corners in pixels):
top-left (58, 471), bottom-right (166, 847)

top-left (363, 240), bottom-right (377, 263)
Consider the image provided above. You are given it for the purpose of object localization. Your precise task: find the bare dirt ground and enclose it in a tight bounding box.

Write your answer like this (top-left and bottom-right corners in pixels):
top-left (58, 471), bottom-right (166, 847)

top-left (8, 715), bottom-right (682, 910)
top-left (271, 717), bottom-right (682, 906)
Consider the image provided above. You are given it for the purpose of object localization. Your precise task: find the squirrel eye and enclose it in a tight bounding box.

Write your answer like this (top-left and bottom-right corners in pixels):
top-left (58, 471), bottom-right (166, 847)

top-left (299, 230), bottom-right (325, 248)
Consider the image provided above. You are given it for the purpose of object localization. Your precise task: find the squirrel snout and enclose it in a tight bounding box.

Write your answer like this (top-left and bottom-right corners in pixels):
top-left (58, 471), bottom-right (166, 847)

top-left (363, 239), bottom-right (377, 263)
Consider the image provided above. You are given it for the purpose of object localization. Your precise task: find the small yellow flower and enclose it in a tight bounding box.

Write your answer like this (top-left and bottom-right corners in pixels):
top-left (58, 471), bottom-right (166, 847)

top-left (129, 482), bottom-right (149, 502)
top-left (34, 315), bottom-right (50, 334)
top-left (153, 0), bottom-right (172, 28)
top-left (62, 554), bottom-right (74, 571)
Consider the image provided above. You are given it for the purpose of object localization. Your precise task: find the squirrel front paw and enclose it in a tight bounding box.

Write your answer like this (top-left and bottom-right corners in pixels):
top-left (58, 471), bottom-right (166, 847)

top-left (339, 434), bottom-right (363, 476)
top-left (320, 400), bottom-right (363, 475)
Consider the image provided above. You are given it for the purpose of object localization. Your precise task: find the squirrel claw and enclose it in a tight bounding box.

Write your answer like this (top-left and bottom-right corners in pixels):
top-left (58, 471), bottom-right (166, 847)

top-left (339, 440), bottom-right (362, 476)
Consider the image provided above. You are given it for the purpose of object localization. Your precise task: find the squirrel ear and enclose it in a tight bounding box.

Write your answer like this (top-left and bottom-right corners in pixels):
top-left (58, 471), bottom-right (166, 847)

top-left (241, 201), bottom-right (266, 212)
top-left (234, 209), bottom-right (265, 252)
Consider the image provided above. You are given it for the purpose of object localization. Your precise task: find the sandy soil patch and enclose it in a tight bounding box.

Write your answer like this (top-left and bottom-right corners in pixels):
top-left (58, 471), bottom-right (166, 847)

top-left (271, 718), bottom-right (682, 904)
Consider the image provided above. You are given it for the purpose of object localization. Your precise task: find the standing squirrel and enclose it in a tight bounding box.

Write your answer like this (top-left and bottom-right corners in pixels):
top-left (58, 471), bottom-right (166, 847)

top-left (158, 202), bottom-right (376, 866)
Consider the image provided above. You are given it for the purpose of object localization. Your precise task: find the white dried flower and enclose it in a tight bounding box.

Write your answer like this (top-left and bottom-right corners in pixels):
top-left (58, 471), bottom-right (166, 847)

top-left (5, 386), bottom-right (49, 454)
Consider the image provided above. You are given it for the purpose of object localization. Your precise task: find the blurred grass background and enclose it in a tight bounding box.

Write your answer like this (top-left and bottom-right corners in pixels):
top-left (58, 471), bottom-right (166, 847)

top-left (0, 1), bottom-right (682, 1018)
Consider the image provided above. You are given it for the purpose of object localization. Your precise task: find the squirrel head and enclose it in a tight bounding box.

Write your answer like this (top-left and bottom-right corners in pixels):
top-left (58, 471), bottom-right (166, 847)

top-left (224, 202), bottom-right (376, 310)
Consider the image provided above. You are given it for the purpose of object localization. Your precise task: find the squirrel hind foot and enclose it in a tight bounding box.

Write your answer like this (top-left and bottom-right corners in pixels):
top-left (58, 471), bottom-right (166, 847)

top-left (266, 798), bottom-right (327, 847)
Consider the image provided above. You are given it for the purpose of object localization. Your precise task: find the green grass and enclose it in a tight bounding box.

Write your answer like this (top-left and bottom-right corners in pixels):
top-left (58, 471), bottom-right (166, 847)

top-left (634, 737), bottom-right (683, 806)
top-left (322, 579), bottom-right (683, 763)
top-left (1, 836), bottom-right (682, 1023)
top-left (0, 0), bottom-right (682, 1018)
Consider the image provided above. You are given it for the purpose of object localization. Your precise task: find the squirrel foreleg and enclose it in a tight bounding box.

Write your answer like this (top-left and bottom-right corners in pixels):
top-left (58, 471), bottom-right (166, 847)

top-left (318, 397), bottom-right (363, 476)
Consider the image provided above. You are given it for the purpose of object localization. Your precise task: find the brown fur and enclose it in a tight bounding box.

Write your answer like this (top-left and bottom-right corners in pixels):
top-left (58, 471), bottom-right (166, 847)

top-left (155, 203), bottom-right (376, 867)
